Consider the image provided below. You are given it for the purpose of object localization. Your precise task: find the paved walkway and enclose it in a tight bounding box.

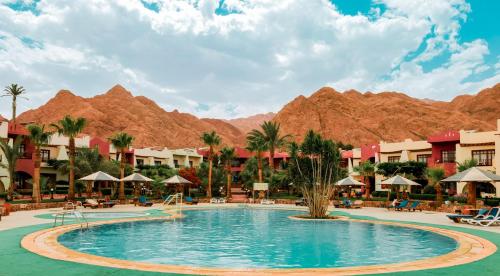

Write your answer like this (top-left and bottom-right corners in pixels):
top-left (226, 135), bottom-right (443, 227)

top-left (0, 204), bottom-right (499, 275)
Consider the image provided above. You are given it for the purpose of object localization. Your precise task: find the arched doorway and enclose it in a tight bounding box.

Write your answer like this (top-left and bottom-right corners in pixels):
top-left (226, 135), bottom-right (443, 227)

top-left (461, 182), bottom-right (496, 198)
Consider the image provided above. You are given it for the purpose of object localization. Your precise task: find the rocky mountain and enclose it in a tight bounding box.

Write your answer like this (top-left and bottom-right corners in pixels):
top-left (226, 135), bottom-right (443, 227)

top-left (225, 112), bottom-right (275, 134)
top-left (16, 83), bottom-right (499, 148)
top-left (17, 85), bottom-right (246, 148)
top-left (273, 84), bottom-right (500, 146)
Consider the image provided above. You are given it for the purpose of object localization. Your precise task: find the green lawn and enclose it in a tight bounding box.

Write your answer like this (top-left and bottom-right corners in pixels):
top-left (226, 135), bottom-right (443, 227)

top-left (0, 210), bottom-right (498, 275)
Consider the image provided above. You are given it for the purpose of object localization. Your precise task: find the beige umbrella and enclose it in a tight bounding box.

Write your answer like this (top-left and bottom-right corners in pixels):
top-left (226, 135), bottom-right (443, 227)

top-left (79, 171), bottom-right (119, 198)
top-left (163, 175), bottom-right (193, 196)
top-left (336, 176), bottom-right (365, 198)
top-left (381, 175), bottom-right (421, 200)
top-left (442, 167), bottom-right (500, 206)
top-left (122, 173), bottom-right (154, 197)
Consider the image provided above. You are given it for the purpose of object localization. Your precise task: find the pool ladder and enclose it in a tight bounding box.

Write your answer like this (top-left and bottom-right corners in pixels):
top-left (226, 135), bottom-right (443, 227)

top-left (163, 193), bottom-right (183, 206)
top-left (53, 210), bottom-right (89, 229)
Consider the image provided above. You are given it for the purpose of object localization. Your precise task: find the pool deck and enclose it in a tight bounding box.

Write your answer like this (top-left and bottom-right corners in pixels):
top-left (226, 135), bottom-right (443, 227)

top-left (1, 204), bottom-right (500, 275)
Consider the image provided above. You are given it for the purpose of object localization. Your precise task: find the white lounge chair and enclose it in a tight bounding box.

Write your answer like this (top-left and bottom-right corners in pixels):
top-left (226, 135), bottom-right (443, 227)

top-left (469, 207), bottom-right (500, 227)
top-left (218, 198), bottom-right (227, 204)
top-left (261, 198), bottom-right (275, 205)
top-left (210, 198), bottom-right (219, 204)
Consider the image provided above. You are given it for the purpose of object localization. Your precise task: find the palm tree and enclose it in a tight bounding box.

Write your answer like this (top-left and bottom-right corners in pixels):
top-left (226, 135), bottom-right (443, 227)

top-left (27, 124), bottom-right (52, 203)
top-left (201, 131), bottom-right (221, 198)
top-left (246, 134), bottom-right (268, 182)
top-left (426, 167), bottom-right (445, 204)
top-left (248, 121), bottom-right (290, 171)
top-left (109, 132), bottom-right (134, 201)
top-left (220, 147), bottom-right (236, 200)
top-left (51, 115), bottom-right (86, 200)
top-left (3, 84), bottom-right (27, 124)
top-left (457, 159), bottom-right (477, 172)
top-left (354, 161), bottom-right (375, 199)
top-left (0, 136), bottom-right (23, 199)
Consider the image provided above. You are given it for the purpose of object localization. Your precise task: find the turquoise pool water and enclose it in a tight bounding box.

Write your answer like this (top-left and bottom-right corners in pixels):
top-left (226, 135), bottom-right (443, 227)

top-left (58, 208), bottom-right (457, 269)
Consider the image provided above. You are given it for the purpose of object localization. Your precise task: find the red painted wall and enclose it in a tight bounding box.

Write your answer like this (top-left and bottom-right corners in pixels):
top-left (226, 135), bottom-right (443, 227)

top-left (90, 137), bottom-right (110, 158)
top-left (428, 142), bottom-right (457, 176)
top-left (361, 144), bottom-right (379, 162)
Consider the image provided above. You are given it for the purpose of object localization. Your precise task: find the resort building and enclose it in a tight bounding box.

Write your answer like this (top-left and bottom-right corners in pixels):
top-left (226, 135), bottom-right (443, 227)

top-left (133, 147), bottom-right (171, 167)
top-left (455, 120), bottom-right (499, 197)
top-left (427, 130), bottom-right (460, 176)
top-left (169, 148), bottom-right (203, 168)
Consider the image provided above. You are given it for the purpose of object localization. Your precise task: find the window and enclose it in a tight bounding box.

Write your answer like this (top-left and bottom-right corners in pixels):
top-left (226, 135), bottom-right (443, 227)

top-left (189, 161), bottom-right (193, 167)
top-left (472, 150), bottom-right (495, 166)
top-left (19, 144), bottom-right (25, 156)
top-left (417, 154), bottom-right (431, 164)
top-left (388, 156), bottom-right (400, 163)
top-left (154, 160), bottom-right (162, 166)
top-left (173, 160), bottom-right (179, 168)
top-left (41, 150), bottom-right (50, 162)
top-left (441, 150), bottom-right (456, 163)
top-left (136, 159), bottom-right (144, 166)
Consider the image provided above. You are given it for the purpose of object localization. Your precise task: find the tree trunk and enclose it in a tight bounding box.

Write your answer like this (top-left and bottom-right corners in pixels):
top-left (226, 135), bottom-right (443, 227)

top-left (7, 175), bottom-right (15, 200)
top-left (467, 181), bottom-right (476, 206)
top-left (435, 183), bottom-right (443, 205)
top-left (86, 181), bottom-right (93, 198)
top-left (12, 97), bottom-right (16, 124)
top-left (226, 164), bottom-right (232, 200)
top-left (207, 158), bottom-right (213, 198)
top-left (68, 137), bottom-right (76, 200)
top-left (257, 153), bottom-right (263, 183)
top-left (364, 176), bottom-right (371, 200)
top-left (269, 147), bottom-right (275, 171)
top-left (32, 148), bottom-right (41, 204)
top-left (119, 149), bottom-right (126, 201)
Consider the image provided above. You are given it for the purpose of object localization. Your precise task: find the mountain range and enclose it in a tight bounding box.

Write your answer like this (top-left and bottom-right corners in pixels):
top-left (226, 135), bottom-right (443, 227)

top-left (15, 83), bottom-right (500, 148)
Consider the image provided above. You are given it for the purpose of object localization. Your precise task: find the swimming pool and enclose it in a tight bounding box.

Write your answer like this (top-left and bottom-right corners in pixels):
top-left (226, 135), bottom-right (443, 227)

top-left (58, 208), bottom-right (457, 269)
top-left (53, 212), bottom-right (149, 219)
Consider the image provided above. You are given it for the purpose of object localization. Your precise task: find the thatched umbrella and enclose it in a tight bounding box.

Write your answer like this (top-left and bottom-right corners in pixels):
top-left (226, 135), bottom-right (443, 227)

top-left (163, 175), bottom-right (193, 195)
top-left (381, 175), bottom-right (421, 200)
top-left (79, 171), bottom-right (119, 198)
top-left (121, 173), bottom-right (154, 197)
top-left (442, 167), bottom-right (500, 206)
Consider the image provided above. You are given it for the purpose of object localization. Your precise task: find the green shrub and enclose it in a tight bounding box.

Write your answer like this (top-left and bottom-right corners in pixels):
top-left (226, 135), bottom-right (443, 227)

top-left (422, 185), bottom-right (436, 194)
top-left (484, 198), bottom-right (500, 207)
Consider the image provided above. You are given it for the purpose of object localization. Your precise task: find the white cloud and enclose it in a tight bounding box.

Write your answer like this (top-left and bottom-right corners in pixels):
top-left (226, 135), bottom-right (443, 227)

top-left (0, 0), bottom-right (497, 119)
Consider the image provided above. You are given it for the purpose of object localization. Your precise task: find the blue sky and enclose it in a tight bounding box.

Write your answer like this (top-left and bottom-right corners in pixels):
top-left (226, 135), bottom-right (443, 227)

top-left (0, 0), bottom-right (498, 119)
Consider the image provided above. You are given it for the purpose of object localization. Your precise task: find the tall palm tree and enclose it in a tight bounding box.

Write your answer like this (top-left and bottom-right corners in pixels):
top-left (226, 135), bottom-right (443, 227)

top-left (354, 161), bottom-right (375, 199)
top-left (0, 136), bottom-right (23, 199)
top-left (109, 132), bottom-right (134, 201)
top-left (246, 134), bottom-right (268, 182)
top-left (457, 159), bottom-right (477, 172)
top-left (220, 147), bottom-right (236, 199)
top-left (3, 84), bottom-right (27, 124)
top-left (50, 115), bottom-right (86, 200)
top-left (426, 167), bottom-right (445, 204)
top-left (248, 121), bottom-right (289, 171)
top-left (27, 124), bottom-right (52, 203)
top-left (201, 131), bottom-right (221, 198)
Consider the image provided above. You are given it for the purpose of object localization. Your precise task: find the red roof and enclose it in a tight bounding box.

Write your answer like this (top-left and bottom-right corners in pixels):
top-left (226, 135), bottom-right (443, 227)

top-left (427, 130), bottom-right (460, 143)
top-left (361, 144), bottom-right (379, 161)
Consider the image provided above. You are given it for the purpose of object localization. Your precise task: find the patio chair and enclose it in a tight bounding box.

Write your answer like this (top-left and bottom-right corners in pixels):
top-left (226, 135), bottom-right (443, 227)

top-left (468, 207), bottom-right (500, 227)
top-left (295, 198), bottom-right (307, 206)
top-left (342, 199), bottom-right (352, 208)
top-left (83, 199), bottom-right (100, 209)
top-left (138, 196), bottom-right (153, 207)
top-left (184, 196), bottom-right (198, 205)
top-left (405, 201), bottom-right (421, 212)
top-left (447, 208), bottom-right (489, 223)
top-left (210, 198), bottom-right (219, 204)
top-left (218, 198), bottom-right (227, 204)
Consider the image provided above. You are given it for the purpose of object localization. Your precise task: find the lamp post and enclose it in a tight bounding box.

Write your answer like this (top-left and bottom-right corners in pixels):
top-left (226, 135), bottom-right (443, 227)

top-left (50, 188), bottom-right (54, 200)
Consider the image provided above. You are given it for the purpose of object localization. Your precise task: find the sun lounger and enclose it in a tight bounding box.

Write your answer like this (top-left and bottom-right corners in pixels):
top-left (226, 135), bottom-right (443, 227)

top-left (210, 198), bottom-right (219, 204)
top-left (342, 199), bottom-right (352, 208)
top-left (405, 201), bottom-right (421, 212)
top-left (218, 198), bottom-right (227, 204)
top-left (468, 207), bottom-right (500, 227)
top-left (394, 200), bottom-right (409, 211)
top-left (261, 199), bottom-right (275, 205)
top-left (83, 199), bottom-right (100, 209)
top-left (184, 196), bottom-right (198, 205)
top-left (447, 208), bottom-right (489, 223)
top-left (138, 196), bottom-right (153, 207)
top-left (295, 198), bottom-right (307, 206)
top-left (352, 200), bottom-right (363, 209)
